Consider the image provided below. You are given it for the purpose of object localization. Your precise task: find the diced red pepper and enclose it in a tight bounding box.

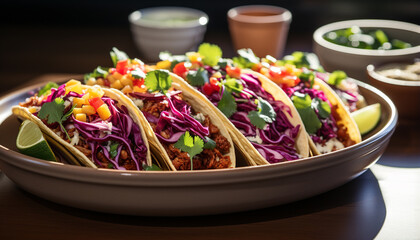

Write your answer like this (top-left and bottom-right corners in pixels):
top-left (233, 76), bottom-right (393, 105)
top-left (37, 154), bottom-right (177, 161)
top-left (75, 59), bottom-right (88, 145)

top-left (173, 62), bottom-right (188, 77)
top-left (133, 79), bottom-right (145, 87)
top-left (226, 65), bottom-right (241, 78)
top-left (88, 97), bottom-right (105, 110)
top-left (209, 77), bottom-right (220, 92)
top-left (116, 59), bottom-right (129, 75)
top-left (202, 83), bottom-right (215, 96)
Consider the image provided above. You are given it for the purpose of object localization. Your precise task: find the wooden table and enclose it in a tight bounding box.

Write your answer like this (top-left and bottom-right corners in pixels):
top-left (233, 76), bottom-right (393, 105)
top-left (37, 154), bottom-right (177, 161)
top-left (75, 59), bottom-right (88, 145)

top-left (0, 74), bottom-right (419, 240)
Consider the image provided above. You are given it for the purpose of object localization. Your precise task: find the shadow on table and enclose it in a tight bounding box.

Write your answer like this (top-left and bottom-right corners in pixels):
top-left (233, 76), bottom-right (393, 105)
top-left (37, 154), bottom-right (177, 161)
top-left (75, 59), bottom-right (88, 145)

top-left (378, 120), bottom-right (420, 168)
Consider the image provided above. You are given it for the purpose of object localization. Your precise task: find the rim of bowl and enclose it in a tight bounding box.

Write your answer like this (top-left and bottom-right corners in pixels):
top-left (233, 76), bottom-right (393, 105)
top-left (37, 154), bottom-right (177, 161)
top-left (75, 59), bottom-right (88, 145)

top-left (128, 7), bottom-right (208, 29)
top-left (0, 79), bottom-right (397, 187)
top-left (367, 62), bottom-right (420, 87)
top-left (313, 19), bottom-right (420, 56)
top-left (227, 5), bottom-right (292, 24)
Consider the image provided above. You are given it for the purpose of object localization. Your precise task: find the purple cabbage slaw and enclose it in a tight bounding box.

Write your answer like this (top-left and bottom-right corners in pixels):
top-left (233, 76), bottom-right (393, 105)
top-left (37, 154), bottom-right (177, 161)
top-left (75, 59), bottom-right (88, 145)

top-left (129, 91), bottom-right (210, 145)
top-left (41, 85), bottom-right (148, 170)
top-left (284, 80), bottom-right (340, 144)
top-left (202, 71), bottom-right (301, 163)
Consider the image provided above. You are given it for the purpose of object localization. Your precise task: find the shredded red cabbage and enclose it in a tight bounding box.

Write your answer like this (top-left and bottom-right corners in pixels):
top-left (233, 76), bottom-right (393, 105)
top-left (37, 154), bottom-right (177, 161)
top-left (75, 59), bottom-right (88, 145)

top-left (200, 70), bottom-right (301, 163)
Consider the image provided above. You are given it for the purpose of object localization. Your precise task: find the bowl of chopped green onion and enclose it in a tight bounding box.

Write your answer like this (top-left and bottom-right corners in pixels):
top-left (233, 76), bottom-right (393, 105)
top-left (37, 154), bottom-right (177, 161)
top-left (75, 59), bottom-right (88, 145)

top-left (313, 19), bottom-right (420, 82)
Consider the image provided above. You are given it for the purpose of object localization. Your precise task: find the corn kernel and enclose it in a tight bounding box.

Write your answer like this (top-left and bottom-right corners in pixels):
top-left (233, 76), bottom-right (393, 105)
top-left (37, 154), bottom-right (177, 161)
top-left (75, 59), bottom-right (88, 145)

top-left (144, 65), bottom-right (155, 72)
top-left (112, 72), bottom-right (123, 80)
top-left (133, 85), bottom-right (146, 93)
top-left (212, 72), bottom-right (222, 79)
top-left (28, 107), bottom-right (38, 114)
top-left (82, 104), bottom-right (96, 115)
top-left (187, 52), bottom-right (202, 63)
top-left (120, 75), bottom-right (133, 87)
top-left (110, 80), bottom-right (123, 90)
top-left (121, 85), bottom-right (133, 94)
top-left (73, 108), bottom-right (83, 116)
top-left (107, 75), bottom-right (116, 84)
top-left (65, 84), bottom-right (83, 95)
top-left (75, 113), bottom-right (87, 122)
top-left (86, 78), bottom-right (96, 86)
top-left (96, 79), bottom-right (104, 86)
top-left (65, 79), bottom-right (80, 87)
top-left (73, 97), bottom-right (87, 107)
top-left (87, 86), bottom-right (104, 98)
top-left (156, 60), bottom-right (171, 70)
top-left (97, 104), bottom-right (111, 120)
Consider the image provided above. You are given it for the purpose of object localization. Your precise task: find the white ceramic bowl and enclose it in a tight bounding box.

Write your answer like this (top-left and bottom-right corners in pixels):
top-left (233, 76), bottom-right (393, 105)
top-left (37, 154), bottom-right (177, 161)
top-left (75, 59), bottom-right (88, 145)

top-left (0, 79), bottom-right (397, 216)
top-left (313, 19), bottom-right (420, 82)
top-left (129, 7), bottom-right (208, 62)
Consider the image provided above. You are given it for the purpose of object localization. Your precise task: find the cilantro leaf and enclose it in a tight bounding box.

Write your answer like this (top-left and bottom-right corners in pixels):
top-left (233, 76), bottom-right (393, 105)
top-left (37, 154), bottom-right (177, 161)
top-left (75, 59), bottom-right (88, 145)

top-left (247, 97), bottom-right (277, 129)
top-left (223, 77), bottom-right (243, 93)
top-left (144, 70), bottom-right (172, 93)
top-left (312, 98), bottom-right (331, 119)
top-left (327, 70), bottom-right (347, 86)
top-left (131, 68), bottom-right (146, 79)
top-left (110, 47), bottom-right (129, 67)
top-left (296, 107), bottom-right (322, 134)
top-left (292, 94), bottom-right (322, 134)
top-left (186, 67), bottom-right (208, 86)
top-left (38, 98), bottom-right (75, 140)
top-left (282, 51), bottom-right (324, 72)
top-left (144, 164), bottom-right (162, 171)
top-left (248, 111), bottom-right (267, 129)
top-left (217, 89), bottom-right (237, 118)
top-left (109, 142), bottom-right (119, 159)
top-left (233, 48), bottom-right (260, 69)
top-left (84, 66), bottom-right (109, 82)
top-left (38, 82), bottom-right (59, 96)
top-left (174, 131), bottom-right (204, 170)
top-left (198, 43), bottom-right (222, 66)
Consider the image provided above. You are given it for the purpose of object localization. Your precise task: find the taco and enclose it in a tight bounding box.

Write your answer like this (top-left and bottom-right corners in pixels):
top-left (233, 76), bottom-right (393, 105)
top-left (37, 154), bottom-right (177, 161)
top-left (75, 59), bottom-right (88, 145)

top-left (232, 49), bottom-right (362, 155)
top-left (12, 80), bottom-right (152, 170)
top-left (154, 43), bottom-right (310, 165)
top-left (84, 48), bottom-right (235, 171)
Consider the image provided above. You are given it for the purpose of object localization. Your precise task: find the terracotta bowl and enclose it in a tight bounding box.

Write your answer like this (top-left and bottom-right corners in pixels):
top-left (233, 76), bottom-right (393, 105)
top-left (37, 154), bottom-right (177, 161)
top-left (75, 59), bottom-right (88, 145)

top-left (0, 80), bottom-right (397, 216)
top-left (313, 19), bottom-right (420, 82)
top-left (367, 60), bottom-right (420, 121)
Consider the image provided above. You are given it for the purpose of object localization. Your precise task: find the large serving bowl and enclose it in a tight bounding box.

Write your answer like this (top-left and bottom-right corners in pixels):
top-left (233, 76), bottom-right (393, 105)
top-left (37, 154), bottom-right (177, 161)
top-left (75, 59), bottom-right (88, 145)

top-left (313, 19), bottom-right (420, 82)
top-left (367, 60), bottom-right (420, 121)
top-left (0, 80), bottom-right (397, 216)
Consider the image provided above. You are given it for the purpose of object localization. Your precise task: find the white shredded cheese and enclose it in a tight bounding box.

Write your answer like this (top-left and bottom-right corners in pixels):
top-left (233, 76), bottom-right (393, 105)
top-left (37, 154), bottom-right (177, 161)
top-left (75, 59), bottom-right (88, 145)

top-left (70, 130), bottom-right (80, 146)
top-left (247, 132), bottom-right (263, 144)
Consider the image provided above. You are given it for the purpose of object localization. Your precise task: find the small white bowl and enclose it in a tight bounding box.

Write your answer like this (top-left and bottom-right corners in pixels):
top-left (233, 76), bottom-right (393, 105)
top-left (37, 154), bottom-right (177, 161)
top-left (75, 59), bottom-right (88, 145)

top-left (313, 19), bottom-right (420, 82)
top-left (129, 7), bottom-right (208, 61)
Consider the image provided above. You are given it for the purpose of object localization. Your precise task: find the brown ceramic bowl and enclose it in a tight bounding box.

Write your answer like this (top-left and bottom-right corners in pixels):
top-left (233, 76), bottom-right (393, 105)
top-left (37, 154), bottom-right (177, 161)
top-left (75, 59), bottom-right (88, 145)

top-left (0, 80), bottom-right (397, 216)
top-left (367, 60), bottom-right (420, 121)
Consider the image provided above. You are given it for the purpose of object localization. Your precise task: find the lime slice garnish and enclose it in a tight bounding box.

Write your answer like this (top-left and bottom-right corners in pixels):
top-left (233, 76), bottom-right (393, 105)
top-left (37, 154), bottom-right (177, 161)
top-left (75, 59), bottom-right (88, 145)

top-left (16, 120), bottom-right (56, 161)
top-left (351, 103), bottom-right (381, 135)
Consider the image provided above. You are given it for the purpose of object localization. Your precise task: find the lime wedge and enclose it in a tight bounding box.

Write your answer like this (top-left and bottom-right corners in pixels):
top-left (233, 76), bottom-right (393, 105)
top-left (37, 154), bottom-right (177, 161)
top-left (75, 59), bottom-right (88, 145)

top-left (16, 120), bottom-right (56, 161)
top-left (351, 103), bottom-right (381, 135)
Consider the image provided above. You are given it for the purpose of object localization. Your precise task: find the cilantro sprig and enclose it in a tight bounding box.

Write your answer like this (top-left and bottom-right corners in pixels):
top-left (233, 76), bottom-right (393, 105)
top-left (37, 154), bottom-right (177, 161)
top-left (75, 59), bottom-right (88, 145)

top-left (174, 131), bottom-right (204, 170)
top-left (84, 66), bottom-right (109, 82)
top-left (292, 93), bottom-right (331, 134)
top-left (247, 97), bottom-right (277, 129)
top-left (186, 67), bottom-right (208, 86)
top-left (38, 82), bottom-right (59, 96)
top-left (144, 70), bottom-right (172, 94)
top-left (38, 98), bottom-right (76, 141)
top-left (198, 43), bottom-right (222, 67)
top-left (232, 48), bottom-right (260, 69)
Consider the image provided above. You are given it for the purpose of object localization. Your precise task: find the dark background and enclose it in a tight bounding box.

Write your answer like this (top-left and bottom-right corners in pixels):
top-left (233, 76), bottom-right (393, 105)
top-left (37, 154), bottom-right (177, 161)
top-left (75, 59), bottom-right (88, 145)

top-left (1, 0), bottom-right (419, 93)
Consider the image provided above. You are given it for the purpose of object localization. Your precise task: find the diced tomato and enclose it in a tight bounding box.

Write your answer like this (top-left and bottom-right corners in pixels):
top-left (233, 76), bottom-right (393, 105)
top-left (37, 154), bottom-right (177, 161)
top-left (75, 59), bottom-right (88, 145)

top-left (116, 59), bottom-right (129, 75)
top-left (133, 78), bottom-right (145, 87)
top-left (173, 62), bottom-right (189, 77)
top-left (282, 75), bottom-right (300, 88)
top-left (226, 65), bottom-right (241, 78)
top-left (268, 67), bottom-right (286, 80)
top-left (88, 97), bottom-right (105, 110)
top-left (209, 77), bottom-right (220, 92)
top-left (202, 83), bottom-right (215, 96)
